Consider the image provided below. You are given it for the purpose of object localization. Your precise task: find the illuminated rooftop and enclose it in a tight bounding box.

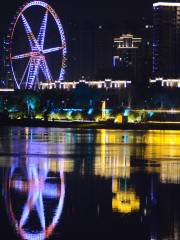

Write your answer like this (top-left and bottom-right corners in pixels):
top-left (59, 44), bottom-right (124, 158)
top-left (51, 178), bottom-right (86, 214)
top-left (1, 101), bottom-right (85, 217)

top-left (153, 2), bottom-right (180, 7)
top-left (113, 33), bottom-right (142, 49)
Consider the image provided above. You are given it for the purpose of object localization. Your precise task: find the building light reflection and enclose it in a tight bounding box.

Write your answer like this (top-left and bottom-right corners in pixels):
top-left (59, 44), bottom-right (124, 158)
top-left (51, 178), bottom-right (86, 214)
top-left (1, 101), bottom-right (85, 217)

top-left (94, 129), bottom-right (131, 178)
top-left (112, 178), bottom-right (140, 214)
top-left (160, 161), bottom-right (180, 184)
top-left (94, 130), bottom-right (140, 214)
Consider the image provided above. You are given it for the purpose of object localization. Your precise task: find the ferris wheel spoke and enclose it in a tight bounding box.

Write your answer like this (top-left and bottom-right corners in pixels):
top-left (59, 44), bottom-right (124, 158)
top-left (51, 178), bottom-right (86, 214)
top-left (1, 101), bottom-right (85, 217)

top-left (19, 58), bottom-right (31, 87)
top-left (40, 58), bottom-right (52, 82)
top-left (12, 52), bottom-right (33, 60)
top-left (35, 193), bottom-right (46, 230)
top-left (12, 67), bottom-right (20, 89)
top-left (26, 58), bottom-right (41, 88)
top-left (20, 189), bottom-right (39, 228)
top-left (21, 14), bottom-right (40, 51)
top-left (43, 46), bottom-right (63, 54)
top-left (37, 10), bottom-right (48, 50)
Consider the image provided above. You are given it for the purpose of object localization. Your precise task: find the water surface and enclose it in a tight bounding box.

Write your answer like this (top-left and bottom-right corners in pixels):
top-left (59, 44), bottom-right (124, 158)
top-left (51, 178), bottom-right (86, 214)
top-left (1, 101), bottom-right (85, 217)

top-left (0, 127), bottom-right (180, 240)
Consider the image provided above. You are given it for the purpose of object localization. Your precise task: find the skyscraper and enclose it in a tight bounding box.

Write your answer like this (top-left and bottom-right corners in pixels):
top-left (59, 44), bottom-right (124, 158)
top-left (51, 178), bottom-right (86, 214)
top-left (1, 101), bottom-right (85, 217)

top-left (153, 2), bottom-right (180, 79)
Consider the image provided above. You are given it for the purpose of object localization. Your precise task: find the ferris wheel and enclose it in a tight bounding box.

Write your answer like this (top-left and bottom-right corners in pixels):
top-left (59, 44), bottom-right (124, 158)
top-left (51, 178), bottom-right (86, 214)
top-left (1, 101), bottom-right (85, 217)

top-left (6, 1), bottom-right (67, 90)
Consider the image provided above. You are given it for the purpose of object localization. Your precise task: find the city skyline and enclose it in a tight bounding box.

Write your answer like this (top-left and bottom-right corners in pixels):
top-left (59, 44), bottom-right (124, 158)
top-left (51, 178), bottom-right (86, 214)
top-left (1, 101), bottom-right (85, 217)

top-left (0, 0), bottom-right (154, 85)
top-left (1, 0), bottom-right (180, 86)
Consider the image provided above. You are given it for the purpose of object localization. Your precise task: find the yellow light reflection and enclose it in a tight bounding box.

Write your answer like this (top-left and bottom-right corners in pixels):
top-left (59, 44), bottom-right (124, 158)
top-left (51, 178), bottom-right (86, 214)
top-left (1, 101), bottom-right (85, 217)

top-left (144, 130), bottom-right (180, 160)
top-left (112, 178), bottom-right (140, 214)
top-left (48, 159), bottom-right (74, 173)
top-left (95, 130), bottom-right (130, 178)
top-left (160, 161), bottom-right (180, 184)
top-left (143, 131), bottom-right (180, 183)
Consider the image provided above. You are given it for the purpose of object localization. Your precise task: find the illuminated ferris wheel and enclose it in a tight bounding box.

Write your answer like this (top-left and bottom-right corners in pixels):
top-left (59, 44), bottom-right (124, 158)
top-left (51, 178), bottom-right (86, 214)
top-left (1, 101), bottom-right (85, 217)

top-left (6, 1), bottom-right (67, 90)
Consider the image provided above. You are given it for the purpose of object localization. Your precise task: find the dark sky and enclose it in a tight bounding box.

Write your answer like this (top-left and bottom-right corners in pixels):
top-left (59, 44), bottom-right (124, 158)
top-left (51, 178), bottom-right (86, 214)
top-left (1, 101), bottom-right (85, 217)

top-left (2, 0), bottom-right (180, 36)
top-left (0, 0), bottom-right (156, 38)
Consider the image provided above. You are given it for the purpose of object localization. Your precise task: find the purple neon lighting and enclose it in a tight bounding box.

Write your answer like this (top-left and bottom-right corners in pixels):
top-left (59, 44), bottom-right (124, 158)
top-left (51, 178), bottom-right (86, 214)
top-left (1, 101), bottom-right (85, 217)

top-left (21, 14), bottom-right (40, 51)
top-left (40, 56), bottom-right (52, 81)
top-left (7, 159), bottom-right (65, 240)
top-left (12, 52), bottom-right (32, 60)
top-left (10, 1), bottom-right (67, 89)
top-left (26, 57), bottom-right (41, 88)
top-left (37, 10), bottom-right (48, 50)
top-left (12, 46), bottom-right (63, 60)
top-left (43, 46), bottom-right (63, 54)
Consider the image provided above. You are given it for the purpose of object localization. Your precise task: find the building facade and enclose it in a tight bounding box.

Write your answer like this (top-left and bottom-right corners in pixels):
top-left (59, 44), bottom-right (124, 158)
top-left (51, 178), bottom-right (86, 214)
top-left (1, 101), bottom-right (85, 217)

top-left (113, 34), bottom-right (142, 85)
top-left (153, 2), bottom-right (180, 79)
top-left (39, 79), bottom-right (131, 90)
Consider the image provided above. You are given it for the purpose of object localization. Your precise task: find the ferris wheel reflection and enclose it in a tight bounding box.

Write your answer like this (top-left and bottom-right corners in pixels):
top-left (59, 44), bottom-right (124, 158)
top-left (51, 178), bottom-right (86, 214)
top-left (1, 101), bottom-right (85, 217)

top-left (4, 157), bottom-right (65, 240)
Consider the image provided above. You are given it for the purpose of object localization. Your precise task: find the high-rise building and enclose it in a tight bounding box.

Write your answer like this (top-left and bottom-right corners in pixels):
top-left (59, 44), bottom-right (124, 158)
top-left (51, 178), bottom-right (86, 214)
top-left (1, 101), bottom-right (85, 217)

top-left (153, 2), bottom-right (180, 79)
top-left (113, 34), bottom-right (142, 84)
top-left (140, 23), bottom-right (153, 84)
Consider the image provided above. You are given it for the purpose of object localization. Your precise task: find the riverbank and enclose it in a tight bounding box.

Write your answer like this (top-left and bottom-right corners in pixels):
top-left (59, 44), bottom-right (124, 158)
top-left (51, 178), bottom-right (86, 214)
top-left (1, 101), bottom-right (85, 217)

top-left (1, 119), bottom-right (180, 130)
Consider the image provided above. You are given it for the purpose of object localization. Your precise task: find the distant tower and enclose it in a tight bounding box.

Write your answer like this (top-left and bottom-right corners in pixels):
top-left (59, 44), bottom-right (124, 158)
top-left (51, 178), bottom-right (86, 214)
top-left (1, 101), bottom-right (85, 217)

top-left (113, 34), bottom-right (142, 84)
top-left (102, 101), bottom-right (106, 120)
top-left (153, 2), bottom-right (180, 79)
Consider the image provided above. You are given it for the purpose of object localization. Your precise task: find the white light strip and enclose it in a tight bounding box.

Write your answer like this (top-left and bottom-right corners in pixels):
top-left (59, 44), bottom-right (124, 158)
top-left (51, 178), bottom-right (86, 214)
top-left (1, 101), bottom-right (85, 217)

top-left (153, 2), bottom-right (180, 7)
top-left (0, 89), bottom-right (14, 92)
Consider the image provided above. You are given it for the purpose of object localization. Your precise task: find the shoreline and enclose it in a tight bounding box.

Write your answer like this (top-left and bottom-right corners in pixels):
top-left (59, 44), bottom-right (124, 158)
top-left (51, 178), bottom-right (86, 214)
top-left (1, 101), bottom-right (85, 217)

top-left (1, 119), bottom-right (180, 130)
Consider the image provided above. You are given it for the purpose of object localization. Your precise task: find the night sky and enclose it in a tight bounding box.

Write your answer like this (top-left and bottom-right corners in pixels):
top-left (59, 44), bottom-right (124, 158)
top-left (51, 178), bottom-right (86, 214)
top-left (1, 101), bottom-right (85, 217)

top-left (0, 0), bottom-right (156, 37)
top-left (1, 0), bottom-right (180, 39)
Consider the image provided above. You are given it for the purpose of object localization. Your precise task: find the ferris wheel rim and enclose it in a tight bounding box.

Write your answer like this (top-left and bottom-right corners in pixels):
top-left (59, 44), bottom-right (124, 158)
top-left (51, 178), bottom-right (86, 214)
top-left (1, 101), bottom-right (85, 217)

top-left (8, 0), bottom-right (67, 89)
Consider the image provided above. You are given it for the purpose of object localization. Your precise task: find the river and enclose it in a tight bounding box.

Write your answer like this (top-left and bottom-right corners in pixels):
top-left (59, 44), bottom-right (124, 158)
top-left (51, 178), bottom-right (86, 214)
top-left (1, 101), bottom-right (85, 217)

top-left (0, 127), bottom-right (179, 240)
